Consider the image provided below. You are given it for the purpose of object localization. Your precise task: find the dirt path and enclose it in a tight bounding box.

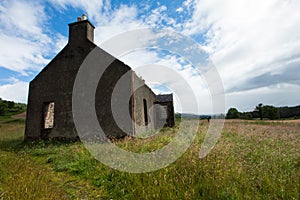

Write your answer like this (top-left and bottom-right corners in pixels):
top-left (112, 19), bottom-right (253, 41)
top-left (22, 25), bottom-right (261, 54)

top-left (11, 112), bottom-right (26, 119)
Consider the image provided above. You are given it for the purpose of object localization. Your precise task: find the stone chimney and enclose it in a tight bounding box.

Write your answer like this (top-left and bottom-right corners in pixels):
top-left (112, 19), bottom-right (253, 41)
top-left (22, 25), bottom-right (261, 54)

top-left (68, 14), bottom-right (95, 45)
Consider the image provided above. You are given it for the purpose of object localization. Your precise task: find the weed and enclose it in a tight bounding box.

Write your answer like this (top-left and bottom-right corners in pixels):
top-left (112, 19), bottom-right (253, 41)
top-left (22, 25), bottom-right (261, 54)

top-left (0, 119), bottom-right (299, 199)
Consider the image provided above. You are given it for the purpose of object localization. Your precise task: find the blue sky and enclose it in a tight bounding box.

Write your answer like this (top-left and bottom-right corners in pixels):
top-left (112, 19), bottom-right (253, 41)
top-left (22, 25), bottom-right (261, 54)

top-left (0, 0), bottom-right (299, 114)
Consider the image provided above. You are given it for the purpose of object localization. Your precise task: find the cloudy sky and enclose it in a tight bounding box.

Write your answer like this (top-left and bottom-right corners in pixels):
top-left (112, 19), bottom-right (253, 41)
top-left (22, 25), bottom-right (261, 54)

top-left (0, 0), bottom-right (299, 114)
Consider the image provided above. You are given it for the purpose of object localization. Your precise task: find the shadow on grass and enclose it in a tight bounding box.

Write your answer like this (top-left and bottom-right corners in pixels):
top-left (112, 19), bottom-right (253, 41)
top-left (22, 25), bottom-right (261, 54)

top-left (0, 117), bottom-right (26, 125)
top-left (0, 135), bottom-right (81, 154)
top-left (0, 137), bottom-right (24, 152)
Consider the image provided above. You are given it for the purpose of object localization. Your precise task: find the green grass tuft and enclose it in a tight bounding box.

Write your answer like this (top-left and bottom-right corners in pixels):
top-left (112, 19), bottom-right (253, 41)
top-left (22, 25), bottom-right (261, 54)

top-left (0, 119), bottom-right (299, 199)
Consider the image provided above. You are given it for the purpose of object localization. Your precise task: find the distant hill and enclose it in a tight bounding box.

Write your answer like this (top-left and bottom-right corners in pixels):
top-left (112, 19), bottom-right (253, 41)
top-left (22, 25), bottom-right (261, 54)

top-left (0, 98), bottom-right (27, 116)
top-left (278, 105), bottom-right (300, 118)
top-left (238, 105), bottom-right (300, 120)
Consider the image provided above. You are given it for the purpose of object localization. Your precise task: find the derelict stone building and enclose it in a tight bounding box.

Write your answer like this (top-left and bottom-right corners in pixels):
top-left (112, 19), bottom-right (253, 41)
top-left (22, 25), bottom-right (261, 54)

top-left (25, 15), bottom-right (175, 140)
top-left (155, 94), bottom-right (175, 127)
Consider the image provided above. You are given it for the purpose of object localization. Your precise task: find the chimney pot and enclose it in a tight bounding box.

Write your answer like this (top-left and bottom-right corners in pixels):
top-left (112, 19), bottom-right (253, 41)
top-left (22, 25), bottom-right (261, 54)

top-left (82, 14), bottom-right (87, 20)
top-left (68, 15), bottom-right (95, 44)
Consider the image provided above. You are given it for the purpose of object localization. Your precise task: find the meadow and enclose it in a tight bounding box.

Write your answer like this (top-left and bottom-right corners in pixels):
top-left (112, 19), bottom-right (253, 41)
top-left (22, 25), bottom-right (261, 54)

top-left (0, 117), bottom-right (299, 199)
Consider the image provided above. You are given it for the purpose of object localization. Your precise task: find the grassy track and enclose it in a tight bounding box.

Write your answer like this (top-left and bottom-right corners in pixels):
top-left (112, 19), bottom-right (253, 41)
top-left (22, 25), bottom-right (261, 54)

top-left (0, 118), bottom-right (299, 199)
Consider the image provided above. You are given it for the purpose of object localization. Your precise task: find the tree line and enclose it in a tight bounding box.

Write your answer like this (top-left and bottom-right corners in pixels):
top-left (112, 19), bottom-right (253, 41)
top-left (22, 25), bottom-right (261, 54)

top-left (226, 104), bottom-right (300, 120)
top-left (0, 98), bottom-right (27, 116)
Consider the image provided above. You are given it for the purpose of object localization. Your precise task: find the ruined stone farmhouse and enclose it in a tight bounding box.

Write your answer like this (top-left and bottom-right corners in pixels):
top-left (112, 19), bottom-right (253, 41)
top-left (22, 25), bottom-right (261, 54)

top-left (25, 15), bottom-right (175, 140)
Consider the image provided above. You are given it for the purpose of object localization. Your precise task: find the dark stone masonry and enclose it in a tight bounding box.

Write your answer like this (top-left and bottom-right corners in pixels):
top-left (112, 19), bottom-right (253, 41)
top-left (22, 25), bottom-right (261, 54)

top-left (25, 15), bottom-right (175, 140)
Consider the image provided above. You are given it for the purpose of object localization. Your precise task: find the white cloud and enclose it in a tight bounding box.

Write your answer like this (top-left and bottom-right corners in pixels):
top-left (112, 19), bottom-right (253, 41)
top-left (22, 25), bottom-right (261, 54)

top-left (48, 0), bottom-right (104, 21)
top-left (120, 49), bottom-right (160, 68)
top-left (1, 0), bottom-right (298, 113)
top-left (185, 0), bottom-right (300, 88)
top-left (0, 33), bottom-right (50, 74)
top-left (120, 50), bottom-right (212, 114)
top-left (0, 0), bottom-right (73, 108)
top-left (53, 33), bottom-right (68, 53)
top-left (226, 83), bottom-right (300, 112)
top-left (183, 0), bottom-right (193, 7)
top-left (0, 0), bottom-right (62, 74)
top-left (176, 7), bottom-right (184, 13)
top-left (0, 0), bottom-right (49, 41)
top-left (0, 79), bottom-right (28, 103)
top-left (180, 0), bottom-right (300, 110)
top-left (48, 0), bottom-right (148, 45)
top-left (94, 4), bottom-right (147, 44)
top-left (183, 0), bottom-right (193, 12)
top-left (143, 5), bottom-right (181, 28)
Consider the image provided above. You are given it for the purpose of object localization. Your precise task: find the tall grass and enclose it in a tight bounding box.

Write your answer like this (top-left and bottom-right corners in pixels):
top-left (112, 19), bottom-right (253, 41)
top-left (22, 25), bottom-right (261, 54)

top-left (0, 121), bottom-right (66, 199)
top-left (0, 119), bottom-right (299, 199)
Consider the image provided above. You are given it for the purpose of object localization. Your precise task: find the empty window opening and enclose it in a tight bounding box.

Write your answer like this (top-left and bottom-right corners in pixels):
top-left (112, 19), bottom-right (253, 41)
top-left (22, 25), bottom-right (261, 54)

top-left (44, 102), bottom-right (54, 129)
top-left (143, 99), bottom-right (148, 125)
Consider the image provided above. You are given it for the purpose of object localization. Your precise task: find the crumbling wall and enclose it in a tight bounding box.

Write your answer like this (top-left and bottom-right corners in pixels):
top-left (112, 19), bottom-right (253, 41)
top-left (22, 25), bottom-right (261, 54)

top-left (132, 73), bottom-right (157, 134)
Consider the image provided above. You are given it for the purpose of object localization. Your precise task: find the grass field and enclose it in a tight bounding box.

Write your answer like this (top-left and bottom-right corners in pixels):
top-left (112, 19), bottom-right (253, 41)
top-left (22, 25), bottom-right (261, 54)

top-left (0, 117), bottom-right (299, 199)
